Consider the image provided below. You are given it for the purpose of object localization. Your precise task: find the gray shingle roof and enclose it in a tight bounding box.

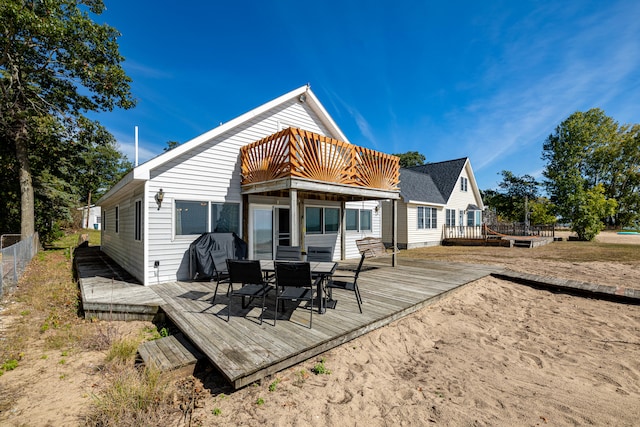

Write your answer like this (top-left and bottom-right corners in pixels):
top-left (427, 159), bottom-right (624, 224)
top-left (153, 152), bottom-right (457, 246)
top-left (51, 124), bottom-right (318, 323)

top-left (399, 168), bottom-right (447, 204)
top-left (400, 157), bottom-right (468, 204)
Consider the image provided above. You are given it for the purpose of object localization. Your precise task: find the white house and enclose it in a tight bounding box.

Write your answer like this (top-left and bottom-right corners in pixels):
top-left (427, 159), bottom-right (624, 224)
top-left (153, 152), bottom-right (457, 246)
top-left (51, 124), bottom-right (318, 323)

top-left (382, 158), bottom-right (484, 249)
top-left (97, 86), bottom-right (400, 286)
top-left (78, 205), bottom-right (102, 230)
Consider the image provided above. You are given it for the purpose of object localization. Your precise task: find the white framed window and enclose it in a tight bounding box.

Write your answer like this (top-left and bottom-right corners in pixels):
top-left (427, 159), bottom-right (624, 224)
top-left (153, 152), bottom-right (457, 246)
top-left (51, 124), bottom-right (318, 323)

top-left (466, 210), bottom-right (481, 226)
top-left (446, 209), bottom-right (456, 226)
top-left (305, 207), bottom-right (340, 234)
top-left (460, 177), bottom-right (468, 192)
top-left (174, 200), bottom-right (242, 237)
top-left (345, 209), bottom-right (372, 232)
top-left (467, 210), bottom-right (482, 226)
top-left (114, 206), bottom-right (119, 234)
top-left (417, 206), bottom-right (437, 229)
top-left (360, 210), bottom-right (372, 231)
top-left (134, 200), bottom-right (142, 241)
top-left (175, 200), bottom-right (208, 235)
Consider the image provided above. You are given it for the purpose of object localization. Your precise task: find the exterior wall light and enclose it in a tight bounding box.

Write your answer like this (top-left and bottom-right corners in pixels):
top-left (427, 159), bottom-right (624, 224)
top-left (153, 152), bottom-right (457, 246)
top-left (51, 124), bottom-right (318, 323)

top-left (155, 189), bottom-right (164, 210)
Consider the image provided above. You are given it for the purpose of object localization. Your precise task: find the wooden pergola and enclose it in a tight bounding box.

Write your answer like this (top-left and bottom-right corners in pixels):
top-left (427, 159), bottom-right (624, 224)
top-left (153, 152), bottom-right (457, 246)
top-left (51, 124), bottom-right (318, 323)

top-left (240, 127), bottom-right (401, 263)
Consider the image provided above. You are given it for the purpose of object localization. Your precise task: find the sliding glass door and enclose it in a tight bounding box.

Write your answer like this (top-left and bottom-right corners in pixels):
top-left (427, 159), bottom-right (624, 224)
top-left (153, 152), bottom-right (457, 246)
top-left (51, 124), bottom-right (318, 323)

top-left (250, 206), bottom-right (291, 259)
top-left (252, 207), bottom-right (273, 260)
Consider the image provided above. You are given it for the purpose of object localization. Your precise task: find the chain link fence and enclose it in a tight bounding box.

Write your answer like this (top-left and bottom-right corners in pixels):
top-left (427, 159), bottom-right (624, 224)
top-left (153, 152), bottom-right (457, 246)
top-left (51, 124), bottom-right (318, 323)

top-left (1, 233), bottom-right (39, 298)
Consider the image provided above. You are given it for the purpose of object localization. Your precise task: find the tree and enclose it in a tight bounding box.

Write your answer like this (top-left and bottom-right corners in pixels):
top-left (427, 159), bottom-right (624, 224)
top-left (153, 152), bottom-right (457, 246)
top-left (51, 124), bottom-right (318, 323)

top-left (483, 170), bottom-right (545, 223)
top-left (542, 109), bottom-right (621, 238)
top-left (0, 0), bottom-right (134, 238)
top-left (392, 151), bottom-right (426, 168)
top-left (73, 118), bottom-right (132, 227)
top-left (529, 197), bottom-right (557, 225)
top-left (163, 140), bottom-right (181, 152)
top-left (601, 124), bottom-right (640, 227)
top-left (571, 184), bottom-right (617, 240)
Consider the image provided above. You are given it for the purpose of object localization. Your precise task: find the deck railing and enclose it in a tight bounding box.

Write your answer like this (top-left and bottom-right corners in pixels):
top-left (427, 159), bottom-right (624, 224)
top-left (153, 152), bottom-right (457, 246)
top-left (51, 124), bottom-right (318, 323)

top-left (443, 224), bottom-right (555, 240)
top-left (486, 223), bottom-right (555, 238)
top-left (443, 225), bottom-right (485, 240)
top-left (240, 127), bottom-right (400, 190)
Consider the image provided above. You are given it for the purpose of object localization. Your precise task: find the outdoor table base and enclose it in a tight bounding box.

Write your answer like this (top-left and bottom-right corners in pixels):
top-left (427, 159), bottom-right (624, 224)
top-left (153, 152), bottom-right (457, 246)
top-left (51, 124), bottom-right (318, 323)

top-left (259, 260), bottom-right (337, 314)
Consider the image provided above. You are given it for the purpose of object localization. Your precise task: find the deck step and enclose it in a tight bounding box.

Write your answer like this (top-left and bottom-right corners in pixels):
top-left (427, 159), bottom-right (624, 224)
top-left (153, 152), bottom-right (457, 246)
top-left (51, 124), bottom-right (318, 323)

top-left (137, 333), bottom-right (204, 377)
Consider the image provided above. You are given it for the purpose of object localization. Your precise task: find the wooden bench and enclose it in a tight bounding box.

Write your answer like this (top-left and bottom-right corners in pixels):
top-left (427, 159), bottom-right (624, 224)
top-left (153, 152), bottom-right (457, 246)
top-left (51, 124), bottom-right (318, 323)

top-left (137, 333), bottom-right (204, 378)
top-left (356, 237), bottom-right (399, 264)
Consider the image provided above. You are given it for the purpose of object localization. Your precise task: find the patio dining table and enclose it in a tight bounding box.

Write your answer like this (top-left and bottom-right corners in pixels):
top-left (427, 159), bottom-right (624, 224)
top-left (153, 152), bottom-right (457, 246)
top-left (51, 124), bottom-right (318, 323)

top-left (258, 260), bottom-right (337, 314)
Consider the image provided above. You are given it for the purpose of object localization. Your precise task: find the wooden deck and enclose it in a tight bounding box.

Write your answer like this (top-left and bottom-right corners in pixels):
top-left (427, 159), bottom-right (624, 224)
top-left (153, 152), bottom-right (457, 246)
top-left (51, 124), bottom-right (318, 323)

top-left (152, 260), bottom-right (501, 389)
top-left (75, 247), bottom-right (164, 320)
top-left (75, 247), bottom-right (503, 389)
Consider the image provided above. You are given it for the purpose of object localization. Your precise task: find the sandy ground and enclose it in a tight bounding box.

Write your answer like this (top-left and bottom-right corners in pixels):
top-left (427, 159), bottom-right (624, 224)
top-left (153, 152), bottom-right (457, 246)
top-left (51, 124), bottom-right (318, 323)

top-left (1, 230), bottom-right (639, 426)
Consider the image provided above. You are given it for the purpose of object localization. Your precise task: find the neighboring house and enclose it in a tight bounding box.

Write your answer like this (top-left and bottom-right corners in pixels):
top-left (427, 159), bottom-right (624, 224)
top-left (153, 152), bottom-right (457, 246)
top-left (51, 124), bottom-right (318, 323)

top-left (97, 86), bottom-right (400, 286)
top-left (78, 205), bottom-right (102, 230)
top-left (382, 158), bottom-right (484, 249)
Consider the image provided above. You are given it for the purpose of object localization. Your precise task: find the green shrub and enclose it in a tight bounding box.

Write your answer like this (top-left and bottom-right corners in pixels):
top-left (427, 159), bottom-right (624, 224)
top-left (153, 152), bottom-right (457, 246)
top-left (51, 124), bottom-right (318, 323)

top-left (105, 338), bottom-right (138, 364)
top-left (86, 365), bottom-right (172, 426)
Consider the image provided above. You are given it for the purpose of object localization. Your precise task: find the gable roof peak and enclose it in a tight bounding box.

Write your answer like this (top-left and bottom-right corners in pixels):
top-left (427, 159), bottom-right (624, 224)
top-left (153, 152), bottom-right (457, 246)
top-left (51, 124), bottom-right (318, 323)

top-left (131, 84), bottom-right (346, 180)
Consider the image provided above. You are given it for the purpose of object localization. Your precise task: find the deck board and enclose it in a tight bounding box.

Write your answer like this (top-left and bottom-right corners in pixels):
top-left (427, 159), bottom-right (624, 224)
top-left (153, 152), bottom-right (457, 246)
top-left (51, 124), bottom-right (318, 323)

top-left (152, 261), bottom-right (500, 388)
top-left (76, 247), bottom-right (503, 389)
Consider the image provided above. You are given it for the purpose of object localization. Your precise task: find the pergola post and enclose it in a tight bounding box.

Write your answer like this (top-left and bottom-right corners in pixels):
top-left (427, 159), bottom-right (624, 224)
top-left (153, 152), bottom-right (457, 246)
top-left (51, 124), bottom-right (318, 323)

top-left (289, 189), bottom-right (299, 246)
top-left (340, 200), bottom-right (346, 260)
top-left (392, 198), bottom-right (398, 267)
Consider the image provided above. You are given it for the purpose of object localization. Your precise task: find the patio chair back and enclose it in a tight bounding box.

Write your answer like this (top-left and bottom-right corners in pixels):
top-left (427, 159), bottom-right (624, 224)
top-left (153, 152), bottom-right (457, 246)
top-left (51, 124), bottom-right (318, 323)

top-left (326, 252), bottom-right (365, 313)
top-left (306, 246), bottom-right (333, 262)
top-left (274, 261), bottom-right (316, 328)
top-left (209, 249), bottom-right (231, 305)
top-left (227, 259), bottom-right (264, 285)
top-left (276, 245), bottom-right (302, 261)
top-left (212, 249), bottom-right (229, 275)
top-left (225, 259), bottom-right (271, 324)
top-left (275, 261), bottom-right (312, 287)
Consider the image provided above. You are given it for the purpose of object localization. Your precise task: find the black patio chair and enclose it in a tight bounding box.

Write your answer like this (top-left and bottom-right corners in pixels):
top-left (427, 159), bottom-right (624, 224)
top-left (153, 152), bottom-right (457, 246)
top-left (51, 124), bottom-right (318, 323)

top-left (276, 245), bottom-right (302, 261)
top-left (306, 246), bottom-right (333, 306)
top-left (265, 245), bottom-right (303, 282)
top-left (226, 259), bottom-right (273, 324)
top-left (306, 246), bottom-right (333, 262)
top-left (274, 261), bottom-right (320, 328)
top-left (326, 251), bottom-right (365, 313)
top-left (210, 250), bottom-right (231, 305)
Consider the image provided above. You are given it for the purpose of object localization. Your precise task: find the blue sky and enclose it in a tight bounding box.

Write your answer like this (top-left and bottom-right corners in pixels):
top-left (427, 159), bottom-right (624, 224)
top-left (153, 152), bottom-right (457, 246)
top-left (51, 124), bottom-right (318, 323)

top-left (92, 0), bottom-right (640, 190)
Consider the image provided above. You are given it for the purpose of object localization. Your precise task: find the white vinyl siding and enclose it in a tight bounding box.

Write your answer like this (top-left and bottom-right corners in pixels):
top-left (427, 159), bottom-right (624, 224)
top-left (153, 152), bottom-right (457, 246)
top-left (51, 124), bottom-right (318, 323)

top-left (100, 182), bottom-right (146, 282)
top-left (144, 98), bottom-right (334, 283)
top-left (403, 204), bottom-right (441, 248)
top-left (381, 200), bottom-right (407, 248)
top-left (99, 94), bottom-right (387, 282)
